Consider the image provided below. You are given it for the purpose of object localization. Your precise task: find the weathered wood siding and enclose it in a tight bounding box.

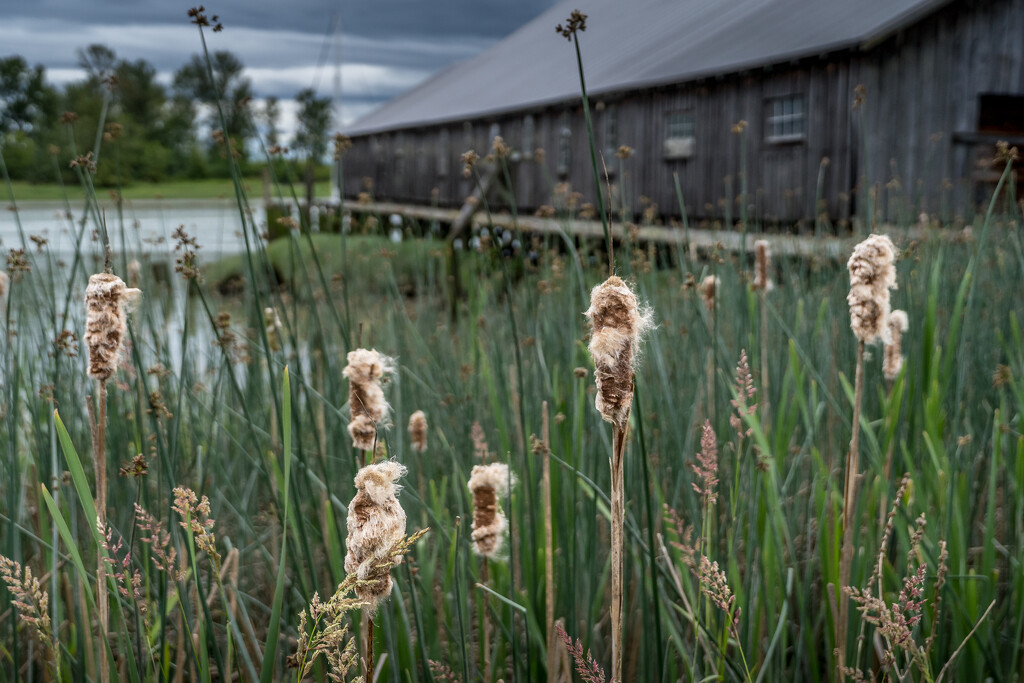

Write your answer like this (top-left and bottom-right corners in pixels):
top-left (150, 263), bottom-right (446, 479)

top-left (343, 0), bottom-right (1024, 226)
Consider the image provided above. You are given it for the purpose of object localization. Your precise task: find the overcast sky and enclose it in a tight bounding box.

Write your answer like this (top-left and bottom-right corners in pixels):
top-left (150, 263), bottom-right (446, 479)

top-left (1, 0), bottom-right (557, 136)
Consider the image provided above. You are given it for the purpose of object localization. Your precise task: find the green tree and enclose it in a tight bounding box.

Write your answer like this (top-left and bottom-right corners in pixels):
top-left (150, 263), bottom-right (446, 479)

top-left (0, 56), bottom-right (58, 133)
top-left (173, 51), bottom-right (253, 145)
top-left (292, 88), bottom-right (333, 161)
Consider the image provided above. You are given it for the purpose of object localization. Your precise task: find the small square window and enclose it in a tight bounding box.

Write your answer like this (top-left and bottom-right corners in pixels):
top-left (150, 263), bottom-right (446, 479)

top-left (766, 95), bottom-right (806, 142)
top-left (664, 110), bottom-right (695, 159)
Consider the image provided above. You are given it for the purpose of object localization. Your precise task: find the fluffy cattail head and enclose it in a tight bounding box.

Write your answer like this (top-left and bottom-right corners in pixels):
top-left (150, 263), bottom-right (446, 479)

top-left (699, 275), bottom-right (720, 312)
top-left (847, 234), bottom-right (897, 344)
top-left (343, 348), bottom-right (396, 451)
top-left (883, 309), bottom-right (909, 381)
top-left (753, 240), bottom-right (773, 292)
top-left (467, 462), bottom-right (516, 558)
top-left (408, 410), bottom-right (427, 453)
top-left (264, 307), bottom-right (282, 352)
top-left (585, 276), bottom-right (652, 428)
top-left (0, 271), bottom-right (9, 300)
top-left (126, 259), bottom-right (141, 288)
top-left (84, 273), bottom-right (142, 381)
top-left (344, 460), bottom-right (407, 611)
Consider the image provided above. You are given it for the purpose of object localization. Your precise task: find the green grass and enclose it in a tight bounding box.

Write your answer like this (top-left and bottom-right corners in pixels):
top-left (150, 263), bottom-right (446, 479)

top-left (2, 177), bottom-right (334, 202)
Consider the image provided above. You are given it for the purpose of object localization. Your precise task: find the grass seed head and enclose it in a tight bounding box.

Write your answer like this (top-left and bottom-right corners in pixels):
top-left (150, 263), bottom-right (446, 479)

top-left (84, 272), bottom-right (142, 381)
top-left (468, 462), bottom-right (516, 558)
top-left (408, 410), bottom-right (427, 453)
top-left (343, 348), bottom-right (395, 451)
top-left (585, 276), bottom-right (652, 428)
top-left (847, 234), bottom-right (897, 344)
top-left (345, 461), bottom-right (408, 611)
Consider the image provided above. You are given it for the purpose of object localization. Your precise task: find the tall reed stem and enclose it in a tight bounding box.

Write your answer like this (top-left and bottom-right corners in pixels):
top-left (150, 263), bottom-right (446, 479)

top-left (610, 423), bottom-right (627, 682)
top-left (90, 379), bottom-right (109, 683)
top-left (838, 340), bottom-right (865, 680)
top-left (541, 402), bottom-right (556, 681)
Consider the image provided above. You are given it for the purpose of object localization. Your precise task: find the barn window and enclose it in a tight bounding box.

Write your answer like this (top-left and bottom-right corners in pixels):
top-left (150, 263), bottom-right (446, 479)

top-left (978, 94), bottom-right (1024, 133)
top-left (438, 129), bottom-right (450, 176)
top-left (765, 95), bottom-right (806, 142)
top-left (557, 113), bottom-right (572, 176)
top-left (522, 115), bottom-right (535, 155)
top-left (663, 110), bottom-right (695, 159)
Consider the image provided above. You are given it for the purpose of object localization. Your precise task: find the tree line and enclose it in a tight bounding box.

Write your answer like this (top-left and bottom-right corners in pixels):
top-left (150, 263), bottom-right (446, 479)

top-left (0, 44), bottom-right (334, 185)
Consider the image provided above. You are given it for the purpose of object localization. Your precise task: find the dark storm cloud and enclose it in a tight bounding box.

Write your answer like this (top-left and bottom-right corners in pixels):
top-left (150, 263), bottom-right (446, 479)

top-left (2, 0), bottom-right (555, 46)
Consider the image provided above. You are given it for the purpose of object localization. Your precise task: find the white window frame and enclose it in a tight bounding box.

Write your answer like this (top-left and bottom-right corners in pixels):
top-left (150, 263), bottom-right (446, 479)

top-left (765, 95), bottom-right (806, 143)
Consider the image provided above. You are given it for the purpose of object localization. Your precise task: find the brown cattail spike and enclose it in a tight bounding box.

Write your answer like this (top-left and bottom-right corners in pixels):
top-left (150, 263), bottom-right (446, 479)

top-left (883, 310), bottom-right (909, 381)
top-left (585, 276), bottom-right (652, 428)
top-left (344, 461), bottom-right (407, 612)
top-left (84, 273), bottom-right (142, 381)
top-left (847, 234), bottom-right (897, 344)
top-left (699, 275), bottom-right (720, 312)
top-left (753, 240), bottom-right (773, 292)
top-left (0, 271), bottom-right (9, 300)
top-left (408, 410), bottom-right (427, 453)
top-left (467, 463), bottom-right (515, 558)
top-left (343, 348), bottom-right (396, 451)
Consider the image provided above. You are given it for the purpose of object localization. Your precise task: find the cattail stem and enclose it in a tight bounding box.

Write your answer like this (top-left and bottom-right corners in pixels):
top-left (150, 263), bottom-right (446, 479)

top-left (610, 423), bottom-right (627, 683)
top-left (366, 617), bottom-right (374, 680)
top-left (542, 402), bottom-right (556, 682)
top-left (838, 340), bottom-right (865, 680)
top-left (481, 559), bottom-right (490, 677)
top-left (92, 379), bottom-right (109, 683)
top-left (759, 292), bottom-right (770, 425)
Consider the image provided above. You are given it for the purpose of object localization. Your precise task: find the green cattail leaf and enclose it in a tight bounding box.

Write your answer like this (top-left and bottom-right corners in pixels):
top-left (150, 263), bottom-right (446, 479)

top-left (53, 410), bottom-right (99, 539)
top-left (260, 366), bottom-right (292, 683)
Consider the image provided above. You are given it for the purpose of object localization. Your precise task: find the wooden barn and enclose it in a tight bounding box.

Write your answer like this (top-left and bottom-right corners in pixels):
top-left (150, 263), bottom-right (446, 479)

top-left (341, 0), bottom-right (1024, 227)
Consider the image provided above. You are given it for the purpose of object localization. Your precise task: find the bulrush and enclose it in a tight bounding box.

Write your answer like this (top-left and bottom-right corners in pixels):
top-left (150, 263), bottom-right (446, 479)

top-left (846, 234), bottom-right (897, 344)
top-left (585, 276), bottom-right (652, 429)
top-left (753, 240), bottom-right (773, 291)
top-left (342, 348), bottom-right (395, 452)
top-left (344, 461), bottom-right (408, 611)
top-left (408, 410), bottom-right (427, 454)
top-left (468, 463), bottom-right (515, 558)
top-left (699, 275), bottom-right (720, 312)
top-left (585, 275), bottom-right (651, 683)
top-left (883, 310), bottom-right (909, 381)
top-left (84, 273), bottom-right (142, 381)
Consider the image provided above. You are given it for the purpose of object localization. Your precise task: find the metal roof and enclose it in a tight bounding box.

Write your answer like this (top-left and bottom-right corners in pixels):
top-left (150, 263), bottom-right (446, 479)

top-left (345, 0), bottom-right (950, 135)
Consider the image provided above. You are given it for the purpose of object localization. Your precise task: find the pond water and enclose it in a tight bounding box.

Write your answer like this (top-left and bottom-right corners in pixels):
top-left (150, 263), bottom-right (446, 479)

top-left (0, 199), bottom-right (269, 256)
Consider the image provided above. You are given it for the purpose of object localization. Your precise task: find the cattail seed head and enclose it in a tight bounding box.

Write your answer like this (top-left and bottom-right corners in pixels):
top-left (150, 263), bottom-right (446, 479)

top-left (753, 240), bottom-right (773, 292)
top-left (343, 348), bottom-right (396, 451)
top-left (344, 461), bottom-right (407, 611)
top-left (264, 307), bottom-right (282, 352)
top-left (883, 309), bottom-right (909, 381)
top-left (0, 271), bottom-right (9, 300)
top-left (847, 234), bottom-right (897, 344)
top-left (467, 462), bottom-right (516, 558)
top-left (126, 259), bottom-right (141, 288)
top-left (85, 273), bottom-right (142, 381)
top-left (408, 410), bottom-right (427, 453)
top-left (585, 276), bottom-right (652, 428)
top-left (699, 275), bottom-right (720, 312)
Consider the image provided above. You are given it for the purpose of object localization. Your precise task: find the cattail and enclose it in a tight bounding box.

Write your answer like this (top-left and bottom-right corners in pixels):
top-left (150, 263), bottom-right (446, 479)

top-left (883, 310), bottom-right (909, 381)
top-left (0, 270), bottom-right (8, 300)
top-left (753, 240), bottom-right (773, 291)
top-left (408, 410), bottom-right (427, 453)
top-left (699, 275), bottom-right (720, 312)
top-left (84, 273), bottom-right (142, 381)
top-left (467, 463), bottom-right (515, 558)
top-left (846, 234), bottom-right (897, 344)
top-left (344, 461), bottom-right (407, 611)
top-left (264, 307), bottom-right (283, 352)
top-left (585, 276), bottom-right (652, 428)
top-left (342, 348), bottom-right (396, 451)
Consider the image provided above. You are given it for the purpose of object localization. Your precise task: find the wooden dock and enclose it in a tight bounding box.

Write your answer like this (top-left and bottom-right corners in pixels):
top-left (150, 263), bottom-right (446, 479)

top-left (344, 200), bottom-right (931, 261)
